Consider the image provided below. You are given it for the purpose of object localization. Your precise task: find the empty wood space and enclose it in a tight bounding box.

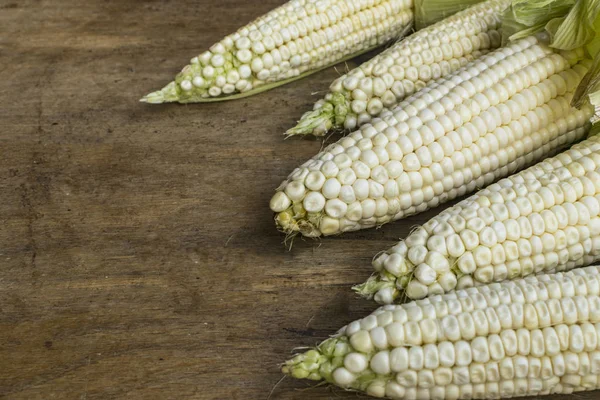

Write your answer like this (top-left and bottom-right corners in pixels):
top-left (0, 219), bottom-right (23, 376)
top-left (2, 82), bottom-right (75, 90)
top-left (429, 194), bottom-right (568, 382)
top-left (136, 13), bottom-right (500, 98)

top-left (0, 0), bottom-right (596, 399)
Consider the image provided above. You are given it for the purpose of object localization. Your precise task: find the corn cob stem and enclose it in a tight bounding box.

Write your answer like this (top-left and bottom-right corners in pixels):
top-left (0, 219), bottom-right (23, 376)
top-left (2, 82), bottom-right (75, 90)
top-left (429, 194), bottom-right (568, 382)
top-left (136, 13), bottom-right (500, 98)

top-left (285, 266), bottom-right (600, 398)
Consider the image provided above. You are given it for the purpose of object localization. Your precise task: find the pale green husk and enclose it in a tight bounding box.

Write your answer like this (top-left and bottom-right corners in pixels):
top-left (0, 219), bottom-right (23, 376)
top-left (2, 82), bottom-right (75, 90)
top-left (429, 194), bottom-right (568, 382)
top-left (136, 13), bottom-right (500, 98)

top-left (414, 0), bottom-right (485, 30)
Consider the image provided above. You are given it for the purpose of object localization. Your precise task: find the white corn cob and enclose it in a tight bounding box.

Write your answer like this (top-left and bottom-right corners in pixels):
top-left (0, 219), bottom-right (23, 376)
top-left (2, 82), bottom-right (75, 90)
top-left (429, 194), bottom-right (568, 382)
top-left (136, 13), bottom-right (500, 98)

top-left (284, 266), bottom-right (600, 399)
top-left (141, 0), bottom-right (413, 104)
top-left (358, 132), bottom-right (600, 304)
top-left (286, 0), bottom-right (507, 136)
top-left (270, 35), bottom-right (594, 238)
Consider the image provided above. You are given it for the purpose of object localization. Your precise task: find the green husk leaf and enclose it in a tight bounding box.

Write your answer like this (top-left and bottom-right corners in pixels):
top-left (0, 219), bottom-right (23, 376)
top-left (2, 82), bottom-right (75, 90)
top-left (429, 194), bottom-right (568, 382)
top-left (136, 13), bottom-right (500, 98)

top-left (506, 22), bottom-right (549, 41)
top-left (502, 0), bottom-right (575, 43)
top-left (502, 0), bottom-right (600, 50)
top-left (588, 120), bottom-right (600, 136)
top-left (547, 0), bottom-right (598, 50)
top-left (573, 49), bottom-right (600, 107)
top-left (587, 36), bottom-right (600, 55)
top-left (414, 0), bottom-right (484, 30)
top-left (512, 0), bottom-right (573, 26)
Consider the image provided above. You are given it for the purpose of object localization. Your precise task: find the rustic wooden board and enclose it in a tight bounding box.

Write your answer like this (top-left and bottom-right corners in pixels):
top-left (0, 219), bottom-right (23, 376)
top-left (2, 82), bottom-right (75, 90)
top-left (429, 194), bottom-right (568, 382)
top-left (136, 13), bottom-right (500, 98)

top-left (0, 0), bottom-right (597, 399)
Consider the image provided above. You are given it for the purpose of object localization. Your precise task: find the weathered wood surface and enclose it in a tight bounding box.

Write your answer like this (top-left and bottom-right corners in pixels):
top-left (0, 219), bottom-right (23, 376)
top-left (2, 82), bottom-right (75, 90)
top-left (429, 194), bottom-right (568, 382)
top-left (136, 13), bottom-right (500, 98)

top-left (0, 0), bottom-right (597, 399)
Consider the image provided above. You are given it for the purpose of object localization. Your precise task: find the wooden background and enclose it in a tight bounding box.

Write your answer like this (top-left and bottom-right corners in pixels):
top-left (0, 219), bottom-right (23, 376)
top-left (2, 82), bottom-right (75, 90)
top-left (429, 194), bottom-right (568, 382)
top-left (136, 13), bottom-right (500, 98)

top-left (0, 0), bottom-right (597, 399)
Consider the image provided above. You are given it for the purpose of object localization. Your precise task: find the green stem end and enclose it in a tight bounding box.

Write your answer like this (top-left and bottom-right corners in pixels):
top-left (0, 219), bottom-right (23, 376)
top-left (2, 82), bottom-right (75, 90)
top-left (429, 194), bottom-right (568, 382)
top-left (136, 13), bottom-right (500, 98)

top-left (140, 81), bottom-right (179, 104)
top-left (283, 337), bottom-right (350, 382)
top-left (286, 108), bottom-right (335, 137)
top-left (352, 274), bottom-right (397, 300)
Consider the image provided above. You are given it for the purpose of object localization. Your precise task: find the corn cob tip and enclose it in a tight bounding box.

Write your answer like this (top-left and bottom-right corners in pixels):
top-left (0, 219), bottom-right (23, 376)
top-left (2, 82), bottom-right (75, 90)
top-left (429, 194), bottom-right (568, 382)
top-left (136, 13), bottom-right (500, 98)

top-left (274, 207), bottom-right (322, 238)
top-left (140, 81), bottom-right (179, 104)
top-left (285, 108), bottom-right (334, 137)
top-left (283, 337), bottom-right (352, 382)
top-left (356, 248), bottom-right (456, 303)
top-left (353, 275), bottom-right (400, 304)
top-left (282, 349), bottom-right (327, 381)
top-left (286, 93), bottom-right (349, 137)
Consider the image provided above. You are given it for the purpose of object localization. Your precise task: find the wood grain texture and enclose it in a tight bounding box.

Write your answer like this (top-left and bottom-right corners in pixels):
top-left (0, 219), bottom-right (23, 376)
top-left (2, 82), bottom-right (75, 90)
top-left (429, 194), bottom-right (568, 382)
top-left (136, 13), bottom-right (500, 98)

top-left (0, 0), bottom-right (597, 399)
